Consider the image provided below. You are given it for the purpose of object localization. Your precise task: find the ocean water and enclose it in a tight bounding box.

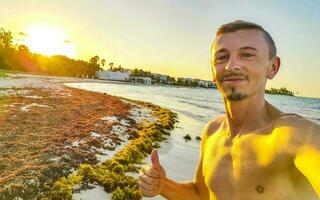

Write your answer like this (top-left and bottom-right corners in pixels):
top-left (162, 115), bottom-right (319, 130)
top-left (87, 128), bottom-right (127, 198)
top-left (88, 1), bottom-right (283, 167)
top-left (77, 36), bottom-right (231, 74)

top-left (66, 82), bottom-right (320, 125)
top-left (66, 82), bottom-right (320, 200)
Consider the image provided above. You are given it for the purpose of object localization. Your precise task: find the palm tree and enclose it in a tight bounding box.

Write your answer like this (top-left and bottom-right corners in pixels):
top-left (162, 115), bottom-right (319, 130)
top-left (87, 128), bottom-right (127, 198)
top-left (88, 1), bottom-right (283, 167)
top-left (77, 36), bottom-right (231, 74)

top-left (100, 59), bottom-right (106, 69)
top-left (89, 55), bottom-right (100, 66)
top-left (109, 62), bottom-right (114, 70)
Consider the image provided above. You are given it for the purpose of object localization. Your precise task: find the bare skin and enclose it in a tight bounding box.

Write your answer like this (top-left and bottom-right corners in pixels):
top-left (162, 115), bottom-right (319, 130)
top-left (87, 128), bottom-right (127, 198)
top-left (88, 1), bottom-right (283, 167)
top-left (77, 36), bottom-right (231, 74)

top-left (139, 29), bottom-right (320, 199)
top-left (199, 110), bottom-right (320, 200)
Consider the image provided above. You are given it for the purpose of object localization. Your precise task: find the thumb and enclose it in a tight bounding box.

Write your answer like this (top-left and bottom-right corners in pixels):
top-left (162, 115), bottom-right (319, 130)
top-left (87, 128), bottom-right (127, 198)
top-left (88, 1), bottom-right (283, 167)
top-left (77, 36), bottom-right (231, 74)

top-left (151, 149), bottom-right (161, 171)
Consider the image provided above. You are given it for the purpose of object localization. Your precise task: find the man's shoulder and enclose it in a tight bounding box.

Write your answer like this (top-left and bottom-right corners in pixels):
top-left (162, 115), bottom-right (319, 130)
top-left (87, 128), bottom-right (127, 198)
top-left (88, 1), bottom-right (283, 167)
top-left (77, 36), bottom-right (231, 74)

top-left (276, 113), bottom-right (319, 129)
top-left (199, 115), bottom-right (225, 149)
top-left (203, 115), bottom-right (225, 137)
top-left (275, 113), bottom-right (320, 144)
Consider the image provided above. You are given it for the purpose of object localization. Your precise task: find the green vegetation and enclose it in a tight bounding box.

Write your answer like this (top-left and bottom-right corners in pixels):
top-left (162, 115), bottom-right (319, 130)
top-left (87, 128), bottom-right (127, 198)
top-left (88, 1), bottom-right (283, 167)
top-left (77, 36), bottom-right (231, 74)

top-left (0, 27), bottom-right (214, 88)
top-left (265, 87), bottom-right (295, 96)
top-left (0, 70), bottom-right (7, 78)
top-left (0, 95), bottom-right (11, 114)
top-left (50, 99), bottom-right (177, 200)
top-left (129, 67), bottom-right (215, 88)
top-left (0, 28), bottom-right (103, 78)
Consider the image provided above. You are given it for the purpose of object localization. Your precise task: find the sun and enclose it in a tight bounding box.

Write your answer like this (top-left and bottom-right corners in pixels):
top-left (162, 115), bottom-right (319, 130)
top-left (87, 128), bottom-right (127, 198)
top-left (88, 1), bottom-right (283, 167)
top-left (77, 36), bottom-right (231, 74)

top-left (24, 24), bottom-right (76, 58)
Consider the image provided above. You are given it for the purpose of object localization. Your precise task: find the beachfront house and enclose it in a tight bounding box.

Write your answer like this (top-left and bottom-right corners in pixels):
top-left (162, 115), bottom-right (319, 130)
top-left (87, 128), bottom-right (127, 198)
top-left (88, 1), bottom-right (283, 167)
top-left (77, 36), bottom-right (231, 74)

top-left (198, 80), bottom-right (216, 88)
top-left (152, 73), bottom-right (168, 84)
top-left (130, 76), bottom-right (152, 85)
top-left (96, 70), bottom-right (130, 81)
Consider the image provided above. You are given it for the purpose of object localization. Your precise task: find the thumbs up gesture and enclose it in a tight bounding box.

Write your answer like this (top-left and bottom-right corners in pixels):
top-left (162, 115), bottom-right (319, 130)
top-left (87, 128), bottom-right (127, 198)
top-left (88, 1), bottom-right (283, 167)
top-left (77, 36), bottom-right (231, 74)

top-left (139, 149), bottom-right (166, 197)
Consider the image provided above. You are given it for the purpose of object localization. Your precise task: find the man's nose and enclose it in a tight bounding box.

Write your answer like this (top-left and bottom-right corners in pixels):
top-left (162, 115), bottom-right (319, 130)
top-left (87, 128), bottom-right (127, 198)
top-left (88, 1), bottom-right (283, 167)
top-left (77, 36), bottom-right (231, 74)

top-left (225, 56), bottom-right (241, 71)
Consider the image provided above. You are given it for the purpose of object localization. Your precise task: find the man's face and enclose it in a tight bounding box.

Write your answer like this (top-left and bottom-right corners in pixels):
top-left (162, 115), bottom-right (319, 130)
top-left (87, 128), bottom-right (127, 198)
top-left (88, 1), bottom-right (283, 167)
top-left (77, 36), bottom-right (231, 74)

top-left (211, 29), bottom-right (276, 101)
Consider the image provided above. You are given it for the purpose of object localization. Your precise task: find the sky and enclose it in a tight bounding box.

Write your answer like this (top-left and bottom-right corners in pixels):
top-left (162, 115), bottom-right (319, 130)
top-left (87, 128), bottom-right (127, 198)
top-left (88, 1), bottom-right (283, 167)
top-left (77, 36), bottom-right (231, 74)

top-left (0, 0), bottom-right (319, 98)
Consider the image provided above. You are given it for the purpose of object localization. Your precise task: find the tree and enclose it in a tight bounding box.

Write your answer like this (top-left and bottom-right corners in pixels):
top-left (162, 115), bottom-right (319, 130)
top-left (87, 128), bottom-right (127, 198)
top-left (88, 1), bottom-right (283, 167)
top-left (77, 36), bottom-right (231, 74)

top-left (18, 45), bottom-right (31, 55)
top-left (100, 59), bottom-right (106, 69)
top-left (88, 55), bottom-right (101, 77)
top-left (0, 27), bottom-right (111, 77)
top-left (15, 44), bottom-right (38, 72)
top-left (266, 87), bottom-right (294, 96)
top-left (167, 76), bottom-right (176, 85)
top-left (132, 68), bottom-right (138, 76)
top-left (0, 28), bottom-right (13, 49)
top-left (89, 55), bottom-right (100, 66)
top-left (109, 62), bottom-right (114, 70)
top-left (0, 28), bottom-right (14, 69)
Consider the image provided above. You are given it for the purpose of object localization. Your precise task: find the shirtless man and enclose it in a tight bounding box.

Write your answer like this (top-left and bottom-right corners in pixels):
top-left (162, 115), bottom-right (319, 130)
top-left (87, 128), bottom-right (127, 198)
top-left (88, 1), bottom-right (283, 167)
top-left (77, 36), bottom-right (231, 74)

top-left (138, 20), bottom-right (320, 200)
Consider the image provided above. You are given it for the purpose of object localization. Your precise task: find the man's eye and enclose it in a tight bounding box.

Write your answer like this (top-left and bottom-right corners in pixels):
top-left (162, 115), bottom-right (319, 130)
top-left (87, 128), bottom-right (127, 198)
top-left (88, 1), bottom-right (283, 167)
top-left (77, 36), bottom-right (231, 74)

top-left (215, 56), bottom-right (227, 63)
top-left (241, 53), bottom-right (254, 58)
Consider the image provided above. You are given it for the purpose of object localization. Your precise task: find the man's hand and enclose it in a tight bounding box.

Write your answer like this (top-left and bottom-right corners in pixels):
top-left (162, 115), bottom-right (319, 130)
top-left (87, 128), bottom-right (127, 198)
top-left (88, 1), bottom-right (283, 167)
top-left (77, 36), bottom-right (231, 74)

top-left (139, 149), bottom-right (166, 197)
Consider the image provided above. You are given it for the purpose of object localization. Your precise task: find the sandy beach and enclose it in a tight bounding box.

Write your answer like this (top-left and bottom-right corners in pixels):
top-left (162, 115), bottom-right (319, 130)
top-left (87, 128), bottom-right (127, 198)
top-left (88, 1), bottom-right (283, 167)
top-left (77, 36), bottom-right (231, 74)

top-left (0, 72), bottom-right (177, 200)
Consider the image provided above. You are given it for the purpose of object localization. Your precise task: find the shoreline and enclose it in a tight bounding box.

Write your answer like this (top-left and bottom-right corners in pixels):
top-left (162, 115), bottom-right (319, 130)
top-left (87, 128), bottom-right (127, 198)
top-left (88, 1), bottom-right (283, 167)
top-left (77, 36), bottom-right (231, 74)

top-left (0, 73), bottom-right (177, 200)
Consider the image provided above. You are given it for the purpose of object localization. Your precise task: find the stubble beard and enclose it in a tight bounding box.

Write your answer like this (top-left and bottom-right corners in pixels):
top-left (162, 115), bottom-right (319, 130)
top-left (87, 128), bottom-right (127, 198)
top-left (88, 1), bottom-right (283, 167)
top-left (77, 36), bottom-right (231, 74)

top-left (218, 72), bottom-right (249, 101)
top-left (226, 87), bottom-right (248, 101)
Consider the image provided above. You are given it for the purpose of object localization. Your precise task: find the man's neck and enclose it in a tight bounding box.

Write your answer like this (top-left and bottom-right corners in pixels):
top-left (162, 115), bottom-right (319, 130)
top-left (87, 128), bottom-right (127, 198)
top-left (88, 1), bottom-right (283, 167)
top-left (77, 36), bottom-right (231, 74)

top-left (224, 93), bottom-right (271, 137)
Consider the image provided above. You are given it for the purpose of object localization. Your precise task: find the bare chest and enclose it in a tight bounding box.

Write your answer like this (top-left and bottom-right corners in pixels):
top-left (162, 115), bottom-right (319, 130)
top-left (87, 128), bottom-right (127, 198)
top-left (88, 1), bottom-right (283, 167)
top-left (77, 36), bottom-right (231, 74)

top-left (202, 131), bottom-right (301, 200)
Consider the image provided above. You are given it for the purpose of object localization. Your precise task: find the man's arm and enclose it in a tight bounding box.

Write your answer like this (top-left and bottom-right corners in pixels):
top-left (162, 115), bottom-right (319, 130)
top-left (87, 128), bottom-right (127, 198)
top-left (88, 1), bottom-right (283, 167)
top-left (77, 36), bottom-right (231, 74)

top-left (160, 120), bottom-right (213, 200)
top-left (139, 149), bottom-right (204, 200)
top-left (160, 149), bottom-right (209, 200)
top-left (139, 117), bottom-right (222, 199)
top-left (294, 119), bottom-right (320, 196)
top-left (160, 175), bottom-right (205, 200)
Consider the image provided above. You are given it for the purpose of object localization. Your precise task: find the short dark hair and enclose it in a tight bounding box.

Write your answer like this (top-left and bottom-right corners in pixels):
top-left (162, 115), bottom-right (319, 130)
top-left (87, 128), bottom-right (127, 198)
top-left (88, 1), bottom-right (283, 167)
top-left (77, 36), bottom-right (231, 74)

top-left (214, 20), bottom-right (277, 59)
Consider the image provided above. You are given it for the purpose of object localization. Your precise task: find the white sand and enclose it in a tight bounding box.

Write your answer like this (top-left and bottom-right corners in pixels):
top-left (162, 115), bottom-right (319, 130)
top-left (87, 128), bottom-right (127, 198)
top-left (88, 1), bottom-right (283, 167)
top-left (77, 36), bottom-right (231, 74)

top-left (90, 132), bottom-right (102, 138)
top-left (24, 95), bottom-right (43, 99)
top-left (122, 99), bottom-right (158, 124)
top-left (72, 104), bottom-right (199, 200)
top-left (73, 185), bottom-right (108, 200)
top-left (100, 116), bottom-right (119, 123)
top-left (20, 103), bottom-right (51, 112)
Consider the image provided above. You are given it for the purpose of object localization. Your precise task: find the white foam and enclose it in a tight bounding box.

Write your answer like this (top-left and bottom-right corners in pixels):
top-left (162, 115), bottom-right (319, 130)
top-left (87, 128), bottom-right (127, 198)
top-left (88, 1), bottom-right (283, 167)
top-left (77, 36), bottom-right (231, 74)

top-left (72, 141), bottom-right (81, 147)
top-left (100, 116), bottom-right (118, 123)
top-left (119, 119), bottom-right (130, 126)
top-left (95, 137), bottom-right (129, 162)
top-left (109, 125), bottom-right (127, 135)
top-left (128, 106), bottom-right (157, 124)
top-left (24, 95), bottom-right (43, 99)
top-left (21, 103), bottom-right (50, 112)
top-left (90, 132), bottom-right (102, 138)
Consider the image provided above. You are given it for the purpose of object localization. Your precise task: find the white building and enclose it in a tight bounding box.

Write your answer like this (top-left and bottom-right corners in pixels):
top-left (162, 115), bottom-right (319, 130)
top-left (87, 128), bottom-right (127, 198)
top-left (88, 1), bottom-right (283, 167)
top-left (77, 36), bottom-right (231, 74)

top-left (96, 70), bottom-right (130, 81)
top-left (153, 73), bottom-right (168, 84)
top-left (130, 76), bottom-right (152, 85)
top-left (198, 80), bottom-right (216, 88)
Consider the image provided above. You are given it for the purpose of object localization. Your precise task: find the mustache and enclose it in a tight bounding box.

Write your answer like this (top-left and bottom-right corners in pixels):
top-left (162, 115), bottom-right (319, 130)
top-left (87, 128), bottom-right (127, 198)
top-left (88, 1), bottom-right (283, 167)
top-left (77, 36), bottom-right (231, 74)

top-left (220, 72), bottom-right (249, 82)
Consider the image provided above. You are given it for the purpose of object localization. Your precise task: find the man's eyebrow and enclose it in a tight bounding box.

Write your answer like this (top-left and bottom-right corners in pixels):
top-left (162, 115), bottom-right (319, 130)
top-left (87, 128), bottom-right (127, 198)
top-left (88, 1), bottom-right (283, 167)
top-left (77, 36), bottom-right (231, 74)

top-left (213, 47), bottom-right (257, 57)
top-left (239, 46), bottom-right (257, 51)
top-left (214, 48), bottom-right (228, 55)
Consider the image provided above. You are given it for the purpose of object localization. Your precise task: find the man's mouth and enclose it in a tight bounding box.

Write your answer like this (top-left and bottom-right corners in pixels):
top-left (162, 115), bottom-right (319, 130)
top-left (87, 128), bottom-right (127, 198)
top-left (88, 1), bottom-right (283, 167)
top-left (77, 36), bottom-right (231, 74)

top-left (221, 76), bottom-right (247, 82)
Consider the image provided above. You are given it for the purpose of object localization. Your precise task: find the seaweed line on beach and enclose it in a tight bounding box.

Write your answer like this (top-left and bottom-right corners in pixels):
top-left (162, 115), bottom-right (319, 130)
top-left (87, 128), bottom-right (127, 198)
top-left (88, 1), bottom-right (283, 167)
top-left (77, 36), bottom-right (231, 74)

top-left (0, 86), bottom-right (131, 199)
top-left (50, 99), bottom-right (177, 200)
top-left (0, 75), bottom-right (177, 200)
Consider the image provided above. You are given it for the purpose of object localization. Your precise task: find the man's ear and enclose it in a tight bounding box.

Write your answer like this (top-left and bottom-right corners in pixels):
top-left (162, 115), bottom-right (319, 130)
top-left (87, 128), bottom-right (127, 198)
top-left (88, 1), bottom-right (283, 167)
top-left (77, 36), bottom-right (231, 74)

top-left (267, 56), bottom-right (281, 79)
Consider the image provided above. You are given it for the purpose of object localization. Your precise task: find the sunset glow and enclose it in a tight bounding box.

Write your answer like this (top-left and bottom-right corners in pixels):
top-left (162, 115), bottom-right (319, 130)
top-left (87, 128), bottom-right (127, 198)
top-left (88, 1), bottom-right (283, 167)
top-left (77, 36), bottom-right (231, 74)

top-left (0, 0), bottom-right (319, 97)
top-left (24, 24), bottom-right (76, 58)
